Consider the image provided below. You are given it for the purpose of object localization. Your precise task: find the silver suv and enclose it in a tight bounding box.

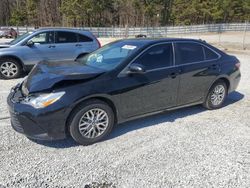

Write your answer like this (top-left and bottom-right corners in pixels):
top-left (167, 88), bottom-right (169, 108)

top-left (0, 28), bottom-right (101, 79)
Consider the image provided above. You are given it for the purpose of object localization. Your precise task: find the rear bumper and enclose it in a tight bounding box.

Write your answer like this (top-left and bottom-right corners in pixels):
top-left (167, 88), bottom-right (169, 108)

top-left (228, 69), bottom-right (241, 93)
top-left (7, 85), bottom-right (68, 141)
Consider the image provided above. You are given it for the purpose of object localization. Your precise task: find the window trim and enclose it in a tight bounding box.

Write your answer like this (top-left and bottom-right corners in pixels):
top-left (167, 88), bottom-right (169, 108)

top-left (173, 41), bottom-right (221, 67)
top-left (118, 41), bottom-right (221, 76)
top-left (202, 44), bottom-right (220, 61)
top-left (119, 42), bottom-right (175, 76)
top-left (28, 31), bottom-right (55, 45)
top-left (77, 33), bottom-right (93, 42)
top-left (55, 31), bottom-right (78, 44)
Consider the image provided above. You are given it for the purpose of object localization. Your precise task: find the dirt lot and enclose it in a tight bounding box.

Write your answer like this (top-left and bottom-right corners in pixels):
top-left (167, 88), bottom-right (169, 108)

top-left (0, 37), bottom-right (250, 187)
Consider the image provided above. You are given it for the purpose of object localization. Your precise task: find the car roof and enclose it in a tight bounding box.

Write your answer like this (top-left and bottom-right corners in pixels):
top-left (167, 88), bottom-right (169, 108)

top-left (34, 28), bottom-right (90, 33)
top-left (117, 38), bottom-right (206, 45)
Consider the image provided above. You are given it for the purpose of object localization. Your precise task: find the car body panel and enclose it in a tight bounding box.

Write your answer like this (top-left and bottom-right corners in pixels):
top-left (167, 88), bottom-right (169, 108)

top-left (7, 38), bottom-right (241, 140)
top-left (22, 60), bottom-right (105, 93)
top-left (0, 28), bottom-right (100, 69)
top-left (177, 60), bottom-right (221, 105)
top-left (113, 66), bottom-right (180, 118)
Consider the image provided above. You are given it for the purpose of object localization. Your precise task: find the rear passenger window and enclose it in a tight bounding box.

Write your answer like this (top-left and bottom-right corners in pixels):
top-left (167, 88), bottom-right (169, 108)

top-left (56, 31), bottom-right (77, 43)
top-left (134, 43), bottom-right (173, 70)
top-left (175, 42), bottom-right (205, 65)
top-left (204, 47), bottom-right (219, 60)
top-left (78, 34), bottom-right (93, 42)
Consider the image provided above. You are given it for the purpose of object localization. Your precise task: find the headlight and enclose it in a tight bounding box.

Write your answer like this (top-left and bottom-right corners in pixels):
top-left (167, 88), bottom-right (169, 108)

top-left (21, 91), bottom-right (65, 109)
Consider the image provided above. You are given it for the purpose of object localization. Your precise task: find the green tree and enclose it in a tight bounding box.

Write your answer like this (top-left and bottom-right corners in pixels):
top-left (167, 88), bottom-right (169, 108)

top-left (10, 0), bottom-right (27, 26)
top-left (26, 0), bottom-right (39, 26)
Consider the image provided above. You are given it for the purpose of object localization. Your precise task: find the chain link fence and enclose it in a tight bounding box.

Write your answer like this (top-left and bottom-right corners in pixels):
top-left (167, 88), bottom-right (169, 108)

top-left (1, 23), bottom-right (249, 49)
top-left (0, 22), bottom-right (249, 37)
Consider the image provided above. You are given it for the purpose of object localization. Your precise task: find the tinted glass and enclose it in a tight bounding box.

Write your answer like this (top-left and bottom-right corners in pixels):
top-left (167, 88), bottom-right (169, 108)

top-left (56, 31), bottom-right (77, 43)
top-left (78, 34), bottom-right (93, 42)
top-left (204, 46), bottom-right (219, 60)
top-left (175, 42), bottom-right (205, 65)
top-left (29, 32), bottom-right (54, 44)
top-left (134, 43), bottom-right (173, 70)
top-left (80, 41), bottom-right (144, 71)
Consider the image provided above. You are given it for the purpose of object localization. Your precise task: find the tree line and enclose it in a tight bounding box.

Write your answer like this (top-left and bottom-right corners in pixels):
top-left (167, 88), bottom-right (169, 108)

top-left (0, 0), bottom-right (249, 28)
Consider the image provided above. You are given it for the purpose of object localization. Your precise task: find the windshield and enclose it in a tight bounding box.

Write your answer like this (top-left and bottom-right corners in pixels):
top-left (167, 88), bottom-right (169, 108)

top-left (80, 41), bottom-right (144, 71)
top-left (9, 31), bottom-right (33, 45)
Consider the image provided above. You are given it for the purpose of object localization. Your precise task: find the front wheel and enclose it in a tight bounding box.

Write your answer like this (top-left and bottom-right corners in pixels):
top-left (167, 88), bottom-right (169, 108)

top-left (69, 100), bottom-right (115, 145)
top-left (203, 80), bottom-right (228, 110)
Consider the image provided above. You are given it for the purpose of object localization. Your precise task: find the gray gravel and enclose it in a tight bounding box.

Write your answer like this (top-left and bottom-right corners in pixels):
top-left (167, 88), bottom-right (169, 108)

top-left (0, 49), bottom-right (250, 187)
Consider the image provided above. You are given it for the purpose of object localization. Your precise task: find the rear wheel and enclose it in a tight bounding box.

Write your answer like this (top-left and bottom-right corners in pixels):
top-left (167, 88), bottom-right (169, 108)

top-left (75, 53), bottom-right (88, 62)
top-left (69, 100), bottom-right (114, 145)
top-left (203, 80), bottom-right (228, 110)
top-left (0, 58), bottom-right (22, 79)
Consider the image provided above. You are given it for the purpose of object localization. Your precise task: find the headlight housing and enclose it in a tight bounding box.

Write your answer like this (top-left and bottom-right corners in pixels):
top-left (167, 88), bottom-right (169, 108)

top-left (21, 91), bottom-right (65, 109)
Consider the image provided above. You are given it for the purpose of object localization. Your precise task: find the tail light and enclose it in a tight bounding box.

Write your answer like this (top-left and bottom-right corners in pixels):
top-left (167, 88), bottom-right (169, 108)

top-left (96, 38), bottom-right (101, 48)
top-left (235, 62), bottom-right (241, 69)
top-left (91, 33), bottom-right (101, 48)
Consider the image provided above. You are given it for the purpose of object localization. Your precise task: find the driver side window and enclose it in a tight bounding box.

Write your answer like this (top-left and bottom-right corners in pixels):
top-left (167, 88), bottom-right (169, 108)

top-left (29, 32), bottom-right (54, 44)
top-left (133, 43), bottom-right (173, 70)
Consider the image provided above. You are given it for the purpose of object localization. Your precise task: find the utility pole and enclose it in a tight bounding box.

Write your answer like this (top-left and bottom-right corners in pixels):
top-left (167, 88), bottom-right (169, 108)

top-left (243, 21), bottom-right (248, 50)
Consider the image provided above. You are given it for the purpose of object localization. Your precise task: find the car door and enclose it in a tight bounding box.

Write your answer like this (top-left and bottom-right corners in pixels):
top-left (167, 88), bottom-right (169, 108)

top-left (118, 43), bottom-right (180, 118)
top-left (22, 31), bottom-right (55, 64)
top-left (54, 31), bottom-right (78, 61)
top-left (174, 41), bottom-right (221, 106)
top-left (76, 33), bottom-right (97, 53)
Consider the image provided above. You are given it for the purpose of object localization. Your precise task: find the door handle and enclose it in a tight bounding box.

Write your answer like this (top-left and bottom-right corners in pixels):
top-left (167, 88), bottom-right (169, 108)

top-left (48, 45), bottom-right (55, 48)
top-left (76, 44), bottom-right (82, 47)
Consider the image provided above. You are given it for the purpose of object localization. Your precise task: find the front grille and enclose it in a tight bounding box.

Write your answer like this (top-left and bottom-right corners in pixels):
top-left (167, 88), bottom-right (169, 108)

top-left (10, 113), bottom-right (24, 133)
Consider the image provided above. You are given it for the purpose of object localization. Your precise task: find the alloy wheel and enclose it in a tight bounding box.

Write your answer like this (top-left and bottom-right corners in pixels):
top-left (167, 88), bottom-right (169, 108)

top-left (211, 85), bottom-right (226, 106)
top-left (78, 108), bottom-right (109, 139)
top-left (0, 62), bottom-right (18, 78)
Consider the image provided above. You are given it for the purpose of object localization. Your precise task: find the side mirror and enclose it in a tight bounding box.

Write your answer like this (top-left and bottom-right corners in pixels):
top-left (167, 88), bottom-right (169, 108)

top-left (26, 40), bottom-right (34, 47)
top-left (128, 64), bottom-right (145, 74)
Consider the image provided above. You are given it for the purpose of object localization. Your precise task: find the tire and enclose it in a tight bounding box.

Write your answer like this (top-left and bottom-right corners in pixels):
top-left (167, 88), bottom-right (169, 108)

top-left (203, 80), bottom-right (228, 110)
top-left (69, 99), bottom-right (115, 145)
top-left (75, 53), bottom-right (88, 62)
top-left (0, 58), bottom-right (22, 79)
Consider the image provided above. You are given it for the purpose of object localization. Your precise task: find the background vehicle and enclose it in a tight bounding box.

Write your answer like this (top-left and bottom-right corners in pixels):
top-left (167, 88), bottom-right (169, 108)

top-left (135, 34), bottom-right (147, 38)
top-left (0, 29), bottom-right (12, 38)
top-left (0, 28), bottom-right (101, 79)
top-left (0, 30), bottom-right (5, 38)
top-left (0, 28), bottom-right (17, 38)
top-left (8, 39), bottom-right (241, 145)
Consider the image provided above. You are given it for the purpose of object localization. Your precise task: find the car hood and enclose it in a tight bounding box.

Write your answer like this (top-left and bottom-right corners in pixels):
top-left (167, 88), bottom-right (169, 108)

top-left (22, 61), bottom-right (105, 94)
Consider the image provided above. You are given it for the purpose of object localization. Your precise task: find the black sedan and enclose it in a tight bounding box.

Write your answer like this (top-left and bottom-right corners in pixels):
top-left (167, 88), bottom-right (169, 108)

top-left (8, 38), bottom-right (241, 145)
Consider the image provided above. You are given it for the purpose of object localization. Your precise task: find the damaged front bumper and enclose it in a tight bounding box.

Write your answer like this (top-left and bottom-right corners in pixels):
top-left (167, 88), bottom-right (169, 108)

top-left (7, 84), bottom-right (68, 141)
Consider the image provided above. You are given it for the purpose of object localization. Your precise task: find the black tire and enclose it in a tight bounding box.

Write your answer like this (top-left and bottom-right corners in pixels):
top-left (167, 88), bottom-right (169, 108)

top-left (0, 58), bottom-right (22, 79)
top-left (75, 53), bottom-right (88, 62)
top-left (203, 80), bottom-right (228, 110)
top-left (68, 99), bottom-right (115, 145)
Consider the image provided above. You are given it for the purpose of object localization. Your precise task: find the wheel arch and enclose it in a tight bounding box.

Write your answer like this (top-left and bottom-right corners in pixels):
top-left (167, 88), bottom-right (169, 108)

top-left (0, 55), bottom-right (25, 71)
top-left (218, 77), bottom-right (230, 92)
top-left (65, 96), bottom-right (118, 134)
top-left (204, 76), bottom-right (231, 101)
top-left (75, 53), bottom-right (89, 60)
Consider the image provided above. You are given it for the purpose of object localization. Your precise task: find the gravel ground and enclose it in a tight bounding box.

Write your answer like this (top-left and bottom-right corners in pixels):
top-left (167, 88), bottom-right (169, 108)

top-left (0, 39), bottom-right (250, 187)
